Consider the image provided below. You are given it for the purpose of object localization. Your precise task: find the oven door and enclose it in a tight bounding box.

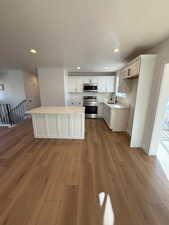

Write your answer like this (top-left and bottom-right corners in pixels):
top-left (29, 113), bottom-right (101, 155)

top-left (83, 85), bottom-right (98, 92)
top-left (84, 102), bottom-right (98, 118)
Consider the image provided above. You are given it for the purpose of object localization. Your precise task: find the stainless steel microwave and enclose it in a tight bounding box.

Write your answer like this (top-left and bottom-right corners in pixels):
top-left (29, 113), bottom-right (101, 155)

top-left (83, 83), bottom-right (98, 92)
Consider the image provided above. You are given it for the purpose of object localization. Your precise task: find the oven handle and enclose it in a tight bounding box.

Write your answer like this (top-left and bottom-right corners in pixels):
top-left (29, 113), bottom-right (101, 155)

top-left (83, 102), bottom-right (98, 106)
top-left (83, 90), bottom-right (98, 92)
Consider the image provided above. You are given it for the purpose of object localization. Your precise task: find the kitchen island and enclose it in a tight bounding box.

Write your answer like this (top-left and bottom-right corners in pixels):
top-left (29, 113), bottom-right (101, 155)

top-left (27, 106), bottom-right (85, 139)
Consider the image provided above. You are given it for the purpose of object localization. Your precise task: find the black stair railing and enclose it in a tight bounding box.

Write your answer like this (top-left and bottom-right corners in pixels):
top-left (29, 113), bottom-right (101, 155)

top-left (0, 104), bottom-right (13, 126)
top-left (0, 99), bottom-right (27, 126)
top-left (10, 100), bottom-right (26, 124)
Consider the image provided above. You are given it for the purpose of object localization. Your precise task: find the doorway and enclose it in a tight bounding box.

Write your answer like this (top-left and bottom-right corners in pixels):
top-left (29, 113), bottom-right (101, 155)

top-left (157, 100), bottom-right (169, 179)
top-left (149, 63), bottom-right (169, 179)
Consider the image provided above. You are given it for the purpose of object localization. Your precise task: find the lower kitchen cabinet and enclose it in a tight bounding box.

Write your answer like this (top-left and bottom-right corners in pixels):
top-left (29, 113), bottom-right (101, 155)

top-left (103, 102), bottom-right (129, 131)
top-left (102, 103), bottom-right (112, 127)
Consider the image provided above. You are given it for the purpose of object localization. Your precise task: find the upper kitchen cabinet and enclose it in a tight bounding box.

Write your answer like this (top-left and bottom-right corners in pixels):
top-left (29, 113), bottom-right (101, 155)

top-left (105, 76), bottom-right (115, 92)
top-left (97, 76), bottom-right (106, 92)
top-left (68, 76), bottom-right (77, 92)
top-left (87, 77), bottom-right (98, 84)
top-left (68, 75), bottom-right (115, 93)
top-left (68, 76), bottom-right (89, 92)
top-left (97, 76), bottom-right (115, 93)
top-left (123, 57), bottom-right (140, 79)
top-left (118, 56), bottom-right (148, 93)
top-left (76, 77), bottom-right (91, 92)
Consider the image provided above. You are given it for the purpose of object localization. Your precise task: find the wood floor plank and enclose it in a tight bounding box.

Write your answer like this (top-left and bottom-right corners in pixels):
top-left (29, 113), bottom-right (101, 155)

top-left (35, 201), bottom-right (62, 225)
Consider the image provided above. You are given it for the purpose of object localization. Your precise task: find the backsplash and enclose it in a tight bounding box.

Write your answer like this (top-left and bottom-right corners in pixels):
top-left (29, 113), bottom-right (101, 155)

top-left (67, 92), bottom-right (112, 106)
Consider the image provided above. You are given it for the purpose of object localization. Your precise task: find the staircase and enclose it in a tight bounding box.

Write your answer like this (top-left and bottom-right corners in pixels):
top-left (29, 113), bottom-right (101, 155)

top-left (0, 100), bottom-right (27, 127)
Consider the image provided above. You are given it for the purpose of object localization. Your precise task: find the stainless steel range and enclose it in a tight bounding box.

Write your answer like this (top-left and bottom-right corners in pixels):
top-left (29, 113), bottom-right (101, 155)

top-left (83, 96), bottom-right (98, 119)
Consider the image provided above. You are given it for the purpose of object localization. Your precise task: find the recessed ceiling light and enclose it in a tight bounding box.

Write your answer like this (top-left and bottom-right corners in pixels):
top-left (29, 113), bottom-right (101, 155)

top-left (104, 66), bottom-right (109, 70)
top-left (30, 49), bottom-right (37, 54)
top-left (113, 48), bottom-right (119, 53)
top-left (76, 66), bottom-right (81, 70)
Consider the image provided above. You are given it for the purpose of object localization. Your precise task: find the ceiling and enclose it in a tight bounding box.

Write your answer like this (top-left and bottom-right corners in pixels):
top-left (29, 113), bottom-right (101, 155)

top-left (0, 0), bottom-right (169, 72)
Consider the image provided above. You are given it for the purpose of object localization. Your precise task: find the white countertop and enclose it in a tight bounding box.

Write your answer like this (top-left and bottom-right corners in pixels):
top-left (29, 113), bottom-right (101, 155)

top-left (26, 106), bottom-right (85, 114)
top-left (103, 102), bottom-right (129, 109)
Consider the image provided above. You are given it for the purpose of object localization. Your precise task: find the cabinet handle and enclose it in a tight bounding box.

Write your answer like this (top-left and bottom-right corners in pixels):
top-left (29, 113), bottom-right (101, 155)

top-left (128, 68), bottom-right (131, 76)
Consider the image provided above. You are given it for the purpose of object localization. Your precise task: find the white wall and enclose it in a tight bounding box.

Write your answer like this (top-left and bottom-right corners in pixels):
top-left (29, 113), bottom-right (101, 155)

top-left (0, 70), bottom-right (26, 107)
top-left (126, 79), bottom-right (138, 135)
top-left (144, 37), bottom-right (169, 154)
top-left (23, 71), bottom-right (41, 110)
top-left (38, 68), bottom-right (66, 106)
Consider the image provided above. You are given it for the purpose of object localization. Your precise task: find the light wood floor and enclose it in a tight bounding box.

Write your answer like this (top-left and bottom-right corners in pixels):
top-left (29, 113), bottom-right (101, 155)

top-left (0, 119), bottom-right (169, 225)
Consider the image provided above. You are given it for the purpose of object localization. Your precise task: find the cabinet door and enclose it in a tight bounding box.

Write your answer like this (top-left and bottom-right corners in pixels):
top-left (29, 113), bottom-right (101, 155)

top-left (104, 104), bottom-right (107, 123)
top-left (130, 60), bottom-right (140, 77)
top-left (103, 103), bottom-right (107, 122)
top-left (88, 76), bottom-right (98, 84)
top-left (103, 103), bottom-right (112, 128)
top-left (68, 77), bottom-right (85, 93)
top-left (105, 76), bottom-right (115, 92)
top-left (118, 72), bottom-right (131, 93)
top-left (111, 109), bottom-right (129, 131)
top-left (121, 67), bottom-right (129, 78)
top-left (107, 106), bottom-right (112, 128)
top-left (102, 103), bottom-right (106, 120)
top-left (68, 77), bottom-right (76, 92)
top-left (97, 102), bottom-right (103, 117)
top-left (97, 77), bottom-right (106, 92)
top-left (76, 78), bottom-right (83, 92)
top-left (79, 77), bottom-right (90, 91)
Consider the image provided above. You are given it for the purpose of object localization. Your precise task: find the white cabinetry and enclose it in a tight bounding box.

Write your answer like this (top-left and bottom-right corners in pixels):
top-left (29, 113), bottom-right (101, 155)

top-left (76, 79), bottom-right (83, 92)
top-left (120, 57), bottom-right (141, 80)
top-left (97, 77), bottom-right (106, 92)
top-left (118, 57), bottom-right (141, 93)
top-left (68, 76), bottom-right (76, 92)
top-left (103, 103), bottom-right (112, 128)
top-left (105, 76), bottom-right (115, 92)
top-left (68, 76), bottom-right (115, 93)
top-left (98, 76), bottom-right (115, 93)
top-left (130, 59), bottom-right (140, 77)
top-left (103, 103), bottom-right (129, 131)
top-left (88, 77), bottom-right (98, 84)
top-left (68, 76), bottom-right (87, 92)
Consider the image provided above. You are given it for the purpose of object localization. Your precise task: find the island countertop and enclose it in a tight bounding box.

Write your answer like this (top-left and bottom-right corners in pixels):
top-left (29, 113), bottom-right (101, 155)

top-left (26, 106), bottom-right (85, 114)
